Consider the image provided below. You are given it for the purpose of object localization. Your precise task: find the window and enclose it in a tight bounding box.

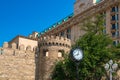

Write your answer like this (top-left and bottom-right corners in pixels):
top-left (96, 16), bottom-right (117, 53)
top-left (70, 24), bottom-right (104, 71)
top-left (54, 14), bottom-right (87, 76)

top-left (112, 7), bottom-right (116, 12)
top-left (67, 28), bottom-right (71, 33)
top-left (112, 15), bottom-right (116, 20)
top-left (46, 52), bottom-right (49, 57)
top-left (112, 32), bottom-right (115, 37)
top-left (26, 46), bottom-right (31, 51)
top-left (58, 52), bottom-right (62, 57)
top-left (116, 31), bottom-right (119, 37)
top-left (116, 14), bottom-right (119, 20)
top-left (66, 28), bottom-right (71, 39)
top-left (111, 14), bottom-right (118, 21)
top-left (58, 50), bottom-right (64, 57)
top-left (113, 41), bottom-right (116, 45)
top-left (112, 6), bottom-right (119, 12)
top-left (67, 34), bottom-right (71, 39)
top-left (115, 23), bottom-right (119, 29)
top-left (113, 40), bottom-right (119, 46)
top-left (43, 50), bottom-right (49, 57)
top-left (60, 31), bottom-right (64, 36)
top-left (116, 6), bottom-right (119, 12)
top-left (112, 24), bottom-right (116, 29)
top-left (112, 31), bottom-right (119, 37)
top-left (111, 23), bottom-right (119, 30)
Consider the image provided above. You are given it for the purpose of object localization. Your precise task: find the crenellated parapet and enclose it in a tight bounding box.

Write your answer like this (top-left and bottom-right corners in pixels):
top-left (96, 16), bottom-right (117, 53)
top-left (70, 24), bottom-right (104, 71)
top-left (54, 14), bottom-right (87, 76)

top-left (38, 35), bottom-right (71, 59)
top-left (2, 42), bottom-right (37, 52)
top-left (0, 42), bottom-right (37, 58)
top-left (39, 35), bottom-right (71, 49)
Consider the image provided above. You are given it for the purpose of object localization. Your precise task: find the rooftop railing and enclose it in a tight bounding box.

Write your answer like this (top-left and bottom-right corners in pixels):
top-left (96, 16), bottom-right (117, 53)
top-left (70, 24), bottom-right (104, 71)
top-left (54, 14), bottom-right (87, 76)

top-left (37, 13), bottom-right (74, 37)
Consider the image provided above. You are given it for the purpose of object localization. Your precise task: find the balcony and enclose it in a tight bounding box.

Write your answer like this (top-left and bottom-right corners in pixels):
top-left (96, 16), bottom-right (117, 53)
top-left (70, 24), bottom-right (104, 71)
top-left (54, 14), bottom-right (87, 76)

top-left (111, 12), bottom-right (116, 16)
top-left (111, 20), bottom-right (116, 24)
top-left (111, 29), bottom-right (116, 33)
top-left (112, 36), bottom-right (120, 40)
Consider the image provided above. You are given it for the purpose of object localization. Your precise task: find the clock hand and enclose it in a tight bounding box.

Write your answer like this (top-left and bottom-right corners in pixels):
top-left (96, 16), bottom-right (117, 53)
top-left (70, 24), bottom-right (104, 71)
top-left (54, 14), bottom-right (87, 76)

top-left (76, 53), bottom-right (79, 56)
top-left (77, 51), bottom-right (79, 56)
top-left (74, 52), bottom-right (79, 56)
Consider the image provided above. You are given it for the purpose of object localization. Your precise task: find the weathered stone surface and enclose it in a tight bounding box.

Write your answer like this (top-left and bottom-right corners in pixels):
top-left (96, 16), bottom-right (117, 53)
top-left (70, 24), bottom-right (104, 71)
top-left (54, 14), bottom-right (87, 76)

top-left (0, 48), bottom-right (35, 80)
top-left (37, 35), bottom-right (71, 80)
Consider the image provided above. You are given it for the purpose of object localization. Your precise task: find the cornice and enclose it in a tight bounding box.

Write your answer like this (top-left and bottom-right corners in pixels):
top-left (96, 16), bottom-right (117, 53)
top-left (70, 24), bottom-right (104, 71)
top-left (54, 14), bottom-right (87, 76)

top-left (41, 0), bottom-right (119, 36)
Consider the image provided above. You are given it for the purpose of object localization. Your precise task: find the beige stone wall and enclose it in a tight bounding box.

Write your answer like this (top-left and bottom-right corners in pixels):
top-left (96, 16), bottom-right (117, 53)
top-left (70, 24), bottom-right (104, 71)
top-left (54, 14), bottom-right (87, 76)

top-left (0, 47), bottom-right (35, 80)
top-left (37, 35), bottom-right (71, 80)
top-left (9, 36), bottom-right (38, 51)
top-left (19, 37), bottom-right (38, 51)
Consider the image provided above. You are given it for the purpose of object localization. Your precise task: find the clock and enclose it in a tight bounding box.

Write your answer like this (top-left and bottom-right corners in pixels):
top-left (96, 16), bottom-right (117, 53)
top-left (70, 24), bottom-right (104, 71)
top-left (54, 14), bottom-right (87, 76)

top-left (70, 48), bottom-right (83, 62)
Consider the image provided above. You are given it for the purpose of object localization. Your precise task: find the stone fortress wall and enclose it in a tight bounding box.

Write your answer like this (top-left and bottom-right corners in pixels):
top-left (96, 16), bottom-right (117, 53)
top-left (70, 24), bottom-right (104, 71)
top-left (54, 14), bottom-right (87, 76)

top-left (0, 35), bottom-right (71, 80)
top-left (0, 42), bottom-right (36, 80)
top-left (36, 35), bottom-right (71, 80)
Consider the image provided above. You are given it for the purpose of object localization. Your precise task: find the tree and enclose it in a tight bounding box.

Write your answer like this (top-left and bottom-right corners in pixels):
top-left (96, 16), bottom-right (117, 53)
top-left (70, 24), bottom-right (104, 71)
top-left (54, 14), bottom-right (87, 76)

top-left (51, 15), bottom-right (120, 80)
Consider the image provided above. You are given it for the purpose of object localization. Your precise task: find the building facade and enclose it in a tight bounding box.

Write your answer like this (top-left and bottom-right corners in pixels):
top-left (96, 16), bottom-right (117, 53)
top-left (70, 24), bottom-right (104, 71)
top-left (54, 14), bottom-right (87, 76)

top-left (39, 0), bottom-right (120, 45)
top-left (0, 0), bottom-right (120, 80)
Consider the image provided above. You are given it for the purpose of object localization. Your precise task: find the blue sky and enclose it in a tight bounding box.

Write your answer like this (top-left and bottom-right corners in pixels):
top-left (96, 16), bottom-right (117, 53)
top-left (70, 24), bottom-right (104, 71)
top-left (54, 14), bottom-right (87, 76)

top-left (0, 0), bottom-right (75, 46)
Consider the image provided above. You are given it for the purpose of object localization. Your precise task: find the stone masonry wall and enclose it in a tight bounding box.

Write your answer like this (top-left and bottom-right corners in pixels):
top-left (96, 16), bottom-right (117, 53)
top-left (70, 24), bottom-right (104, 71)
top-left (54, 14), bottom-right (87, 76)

top-left (0, 47), bottom-right (35, 80)
top-left (37, 35), bottom-right (71, 80)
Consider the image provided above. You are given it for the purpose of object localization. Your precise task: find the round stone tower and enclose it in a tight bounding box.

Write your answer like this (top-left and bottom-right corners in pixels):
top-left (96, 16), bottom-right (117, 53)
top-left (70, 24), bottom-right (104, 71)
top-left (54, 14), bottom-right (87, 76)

top-left (36, 35), bottom-right (71, 80)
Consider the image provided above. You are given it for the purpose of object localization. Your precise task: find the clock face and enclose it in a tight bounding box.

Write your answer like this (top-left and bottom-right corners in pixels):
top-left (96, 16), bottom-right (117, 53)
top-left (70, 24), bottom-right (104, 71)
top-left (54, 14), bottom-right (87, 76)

top-left (73, 49), bottom-right (83, 61)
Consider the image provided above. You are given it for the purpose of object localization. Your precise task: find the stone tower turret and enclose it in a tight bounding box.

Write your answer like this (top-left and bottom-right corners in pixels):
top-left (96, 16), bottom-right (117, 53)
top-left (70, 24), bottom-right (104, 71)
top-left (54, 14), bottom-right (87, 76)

top-left (36, 35), bottom-right (71, 80)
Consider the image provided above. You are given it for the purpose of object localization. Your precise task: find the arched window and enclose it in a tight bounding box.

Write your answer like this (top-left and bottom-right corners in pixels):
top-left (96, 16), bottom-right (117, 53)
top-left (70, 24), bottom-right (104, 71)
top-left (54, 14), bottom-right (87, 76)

top-left (58, 50), bottom-right (64, 57)
top-left (26, 45), bottom-right (31, 51)
top-left (43, 49), bottom-right (49, 57)
top-left (58, 52), bottom-right (62, 57)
